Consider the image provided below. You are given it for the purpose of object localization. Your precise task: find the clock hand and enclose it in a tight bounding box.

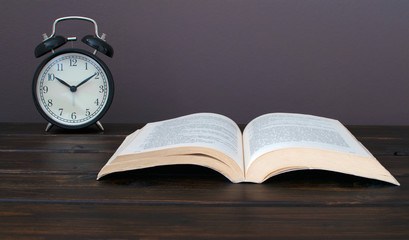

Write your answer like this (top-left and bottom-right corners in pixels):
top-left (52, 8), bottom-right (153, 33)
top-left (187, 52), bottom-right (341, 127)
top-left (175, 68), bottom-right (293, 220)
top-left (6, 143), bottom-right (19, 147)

top-left (75, 73), bottom-right (97, 88)
top-left (55, 77), bottom-right (72, 89)
top-left (56, 77), bottom-right (78, 92)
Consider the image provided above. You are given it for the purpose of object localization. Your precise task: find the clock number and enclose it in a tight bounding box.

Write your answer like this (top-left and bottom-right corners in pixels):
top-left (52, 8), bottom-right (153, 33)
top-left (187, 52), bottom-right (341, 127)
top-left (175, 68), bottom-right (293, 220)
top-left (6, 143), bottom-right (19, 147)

top-left (58, 108), bottom-right (63, 116)
top-left (57, 64), bottom-right (63, 71)
top-left (94, 98), bottom-right (99, 106)
top-left (71, 112), bottom-right (77, 120)
top-left (48, 74), bottom-right (55, 81)
top-left (99, 85), bottom-right (105, 93)
top-left (85, 62), bottom-right (88, 70)
top-left (47, 99), bottom-right (53, 107)
top-left (85, 109), bottom-right (91, 116)
top-left (70, 59), bottom-right (77, 67)
top-left (43, 86), bottom-right (48, 93)
top-left (95, 72), bottom-right (100, 79)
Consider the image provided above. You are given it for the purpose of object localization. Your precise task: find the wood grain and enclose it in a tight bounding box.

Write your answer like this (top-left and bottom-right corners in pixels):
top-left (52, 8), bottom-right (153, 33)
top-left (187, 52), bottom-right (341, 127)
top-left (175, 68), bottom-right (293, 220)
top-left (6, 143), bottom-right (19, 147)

top-left (0, 123), bottom-right (407, 239)
top-left (1, 203), bottom-right (408, 239)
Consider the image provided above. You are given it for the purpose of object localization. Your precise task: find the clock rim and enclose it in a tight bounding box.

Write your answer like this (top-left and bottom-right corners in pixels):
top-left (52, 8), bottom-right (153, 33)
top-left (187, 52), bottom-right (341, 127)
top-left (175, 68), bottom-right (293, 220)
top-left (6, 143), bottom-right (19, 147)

top-left (32, 48), bottom-right (114, 130)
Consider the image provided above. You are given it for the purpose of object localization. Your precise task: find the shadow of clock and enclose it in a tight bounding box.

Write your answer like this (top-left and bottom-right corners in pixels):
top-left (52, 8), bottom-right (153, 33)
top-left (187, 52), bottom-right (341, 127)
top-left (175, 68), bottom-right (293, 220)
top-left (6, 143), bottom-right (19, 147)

top-left (44, 124), bottom-right (105, 134)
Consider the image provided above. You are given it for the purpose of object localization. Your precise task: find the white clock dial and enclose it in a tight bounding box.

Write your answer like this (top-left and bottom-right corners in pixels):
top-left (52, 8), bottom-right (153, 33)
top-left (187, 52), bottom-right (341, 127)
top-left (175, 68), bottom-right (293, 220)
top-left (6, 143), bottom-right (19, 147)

top-left (33, 49), bottom-right (113, 129)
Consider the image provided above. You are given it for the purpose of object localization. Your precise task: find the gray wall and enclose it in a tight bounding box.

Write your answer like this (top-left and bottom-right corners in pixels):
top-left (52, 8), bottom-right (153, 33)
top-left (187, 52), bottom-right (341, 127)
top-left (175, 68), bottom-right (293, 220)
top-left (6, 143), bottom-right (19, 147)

top-left (1, 0), bottom-right (408, 125)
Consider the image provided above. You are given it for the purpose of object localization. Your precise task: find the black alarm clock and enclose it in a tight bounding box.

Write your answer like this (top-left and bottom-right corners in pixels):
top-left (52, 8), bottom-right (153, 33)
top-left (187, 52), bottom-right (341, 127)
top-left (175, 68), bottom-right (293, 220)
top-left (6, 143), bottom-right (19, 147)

top-left (33, 16), bottom-right (114, 131)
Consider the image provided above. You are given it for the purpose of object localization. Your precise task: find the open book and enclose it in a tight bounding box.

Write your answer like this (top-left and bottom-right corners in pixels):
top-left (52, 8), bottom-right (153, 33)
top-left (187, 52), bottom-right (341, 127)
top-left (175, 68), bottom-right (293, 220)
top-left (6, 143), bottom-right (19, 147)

top-left (97, 112), bottom-right (399, 185)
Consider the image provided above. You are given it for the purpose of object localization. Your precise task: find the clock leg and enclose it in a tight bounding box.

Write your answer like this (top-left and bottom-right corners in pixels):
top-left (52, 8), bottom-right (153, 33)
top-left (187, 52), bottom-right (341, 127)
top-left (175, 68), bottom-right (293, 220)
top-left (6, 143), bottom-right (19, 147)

top-left (45, 123), bottom-right (54, 132)
top-left (96, 121), bottom-right (105, 131)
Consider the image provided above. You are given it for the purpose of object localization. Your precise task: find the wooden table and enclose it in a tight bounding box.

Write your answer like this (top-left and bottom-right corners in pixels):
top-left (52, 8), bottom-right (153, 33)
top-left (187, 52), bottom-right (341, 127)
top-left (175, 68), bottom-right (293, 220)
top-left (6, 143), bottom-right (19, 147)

top-left (0, 123), bottom-right (408, 239)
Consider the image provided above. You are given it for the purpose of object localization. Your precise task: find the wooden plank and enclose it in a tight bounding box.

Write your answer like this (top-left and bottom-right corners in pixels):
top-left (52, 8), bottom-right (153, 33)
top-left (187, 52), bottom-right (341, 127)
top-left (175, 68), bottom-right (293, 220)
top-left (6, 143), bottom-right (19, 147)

top-left (2, 124), bottom-right (409, 155)
top-left (0, 202), bottom-right (408, 239)
top-left (0, 150), bottom-right (405, 205)
top-left (2, 123), bottom-right (409, 138)
top-left (0, 150), bottom-right (403, 176)
top-left (0, 166), bottom-right (405, 205)
top-left (2, 134), bottom-right (407, 155)
top-left (348, 125), bottom-right (409, 139)
top-left (0, 152), bottom-right (111, 173)
top-left (0, 123), bottom-right (141, 136)
top-left (0, 135), bottom-right (124, 153)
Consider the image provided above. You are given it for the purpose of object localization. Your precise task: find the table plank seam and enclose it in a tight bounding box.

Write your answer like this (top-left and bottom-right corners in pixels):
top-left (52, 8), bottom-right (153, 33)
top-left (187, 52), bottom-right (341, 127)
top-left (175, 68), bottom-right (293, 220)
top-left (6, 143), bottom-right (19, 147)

top-left (1, 198), bottom-right (408, 207)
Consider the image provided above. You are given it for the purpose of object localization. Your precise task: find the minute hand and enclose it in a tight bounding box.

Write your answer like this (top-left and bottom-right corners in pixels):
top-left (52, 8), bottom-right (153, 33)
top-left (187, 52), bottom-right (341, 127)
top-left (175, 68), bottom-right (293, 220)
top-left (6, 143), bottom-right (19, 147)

top-left (75, 73), bottom-right (97, 88)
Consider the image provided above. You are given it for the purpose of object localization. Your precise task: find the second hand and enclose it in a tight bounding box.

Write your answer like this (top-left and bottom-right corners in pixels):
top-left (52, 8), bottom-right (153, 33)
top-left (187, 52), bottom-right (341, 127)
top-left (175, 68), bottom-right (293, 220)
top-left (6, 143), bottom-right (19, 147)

top-left (72, 92), bottom-right (75, 106)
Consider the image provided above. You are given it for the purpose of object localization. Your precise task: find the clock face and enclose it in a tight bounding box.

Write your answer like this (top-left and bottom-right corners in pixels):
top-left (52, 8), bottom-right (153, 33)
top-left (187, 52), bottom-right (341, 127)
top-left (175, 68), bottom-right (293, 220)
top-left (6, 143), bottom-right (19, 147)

top-left (33, 49), bottom-right (113, 129)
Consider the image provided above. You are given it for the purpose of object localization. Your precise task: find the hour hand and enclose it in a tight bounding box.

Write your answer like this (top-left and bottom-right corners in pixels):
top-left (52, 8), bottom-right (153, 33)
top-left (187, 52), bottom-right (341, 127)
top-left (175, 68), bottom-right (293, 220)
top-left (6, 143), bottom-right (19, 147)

top-left (55, 77), bottom-right (71, 89)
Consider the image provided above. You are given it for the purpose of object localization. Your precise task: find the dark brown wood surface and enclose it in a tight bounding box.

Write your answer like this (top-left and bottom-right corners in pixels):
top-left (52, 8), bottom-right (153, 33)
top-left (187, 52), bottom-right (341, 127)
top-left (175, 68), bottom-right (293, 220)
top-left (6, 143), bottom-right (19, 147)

top-left (0, 123), bottom-right (408, 239)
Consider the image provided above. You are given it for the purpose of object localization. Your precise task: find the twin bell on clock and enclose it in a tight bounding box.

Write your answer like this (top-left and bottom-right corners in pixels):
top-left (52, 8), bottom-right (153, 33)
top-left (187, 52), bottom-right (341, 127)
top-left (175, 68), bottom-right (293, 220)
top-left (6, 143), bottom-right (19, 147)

top-left (32, 16), bottom-right (114, 131)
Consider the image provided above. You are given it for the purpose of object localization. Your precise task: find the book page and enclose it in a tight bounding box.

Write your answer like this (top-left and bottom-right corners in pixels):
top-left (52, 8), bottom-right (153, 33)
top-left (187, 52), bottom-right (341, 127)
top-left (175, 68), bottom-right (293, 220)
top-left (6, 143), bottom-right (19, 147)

top-left (119, 113), bottom-right (244, 171)
top-left (243, 113), bottom-right (372, 170)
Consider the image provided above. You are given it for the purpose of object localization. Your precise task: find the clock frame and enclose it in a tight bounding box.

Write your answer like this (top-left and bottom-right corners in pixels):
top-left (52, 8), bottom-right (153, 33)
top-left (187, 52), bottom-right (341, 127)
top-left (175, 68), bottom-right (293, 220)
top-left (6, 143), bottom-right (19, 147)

top-left (32, 16), bottom-right (114, 131)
